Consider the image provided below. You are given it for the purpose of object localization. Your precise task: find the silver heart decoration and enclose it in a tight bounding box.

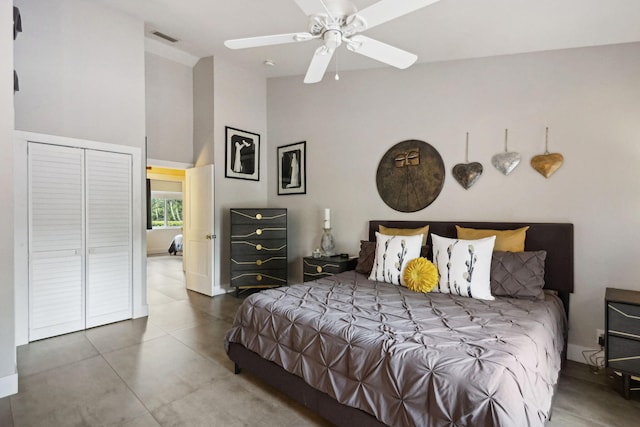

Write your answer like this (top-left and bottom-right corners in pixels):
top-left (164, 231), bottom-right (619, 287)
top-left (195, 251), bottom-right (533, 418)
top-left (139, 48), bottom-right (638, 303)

top-left (452, 162), bottom-right (483, 190)
top-left (492, 128), bottom-right (521, 176)
top-left (491, 151), bottom-right (521, 175)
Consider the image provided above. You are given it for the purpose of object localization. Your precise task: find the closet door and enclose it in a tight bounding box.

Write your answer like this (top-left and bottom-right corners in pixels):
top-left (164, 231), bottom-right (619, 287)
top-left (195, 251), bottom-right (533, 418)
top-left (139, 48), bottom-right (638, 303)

top-left (28, 143), bottom-right (85, 341)
top-left (85, 150), bottom-right (133, 328)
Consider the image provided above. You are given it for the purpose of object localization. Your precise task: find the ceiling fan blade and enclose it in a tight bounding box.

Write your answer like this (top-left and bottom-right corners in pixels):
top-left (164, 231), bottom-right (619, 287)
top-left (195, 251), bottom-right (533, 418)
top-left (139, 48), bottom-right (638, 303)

top-left (294, 0), bottom-right (327, 16)
top-left (346, 35), bottom-right (417, 69)
top-left (304, 46), bottom-right (335, 84)
top-left (224, 32), bottom-right (315, 49)
top-left (355, 0), bottom-right (440, 31)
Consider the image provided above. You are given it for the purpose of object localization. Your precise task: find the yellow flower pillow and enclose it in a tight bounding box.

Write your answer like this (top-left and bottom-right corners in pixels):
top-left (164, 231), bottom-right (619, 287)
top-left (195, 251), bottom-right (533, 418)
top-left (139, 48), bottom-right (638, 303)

top-left (403, 257), bottom-right (439, 293)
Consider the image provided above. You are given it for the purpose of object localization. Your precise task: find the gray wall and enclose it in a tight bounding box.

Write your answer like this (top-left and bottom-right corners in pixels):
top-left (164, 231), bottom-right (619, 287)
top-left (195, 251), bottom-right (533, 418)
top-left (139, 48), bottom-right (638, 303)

top-left (0, 0), bottom-right (16, 396)
top-left (14, 0), bottom-right (145, 148)
top-left (266, 42), bottom-right (640, 360)
top-left (212, 57), bottom-right (268, 291)
top-left (193, 57), bottom-right (214, 167)
top-left (146, 52), bottom-right (193, 163)
top-left (12, 0), bottom-right (147, 345)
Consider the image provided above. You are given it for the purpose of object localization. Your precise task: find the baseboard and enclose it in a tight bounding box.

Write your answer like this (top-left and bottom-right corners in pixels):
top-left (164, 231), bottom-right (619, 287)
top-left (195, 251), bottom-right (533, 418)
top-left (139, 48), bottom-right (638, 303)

top-left (133, 304), bottom-right (149, 319)
top-left (567, 343), bottom-right (603, 364)
top-left (147, 248), bottom-right (171, 255)
top-left (0, 371), bottom-right (18, 398)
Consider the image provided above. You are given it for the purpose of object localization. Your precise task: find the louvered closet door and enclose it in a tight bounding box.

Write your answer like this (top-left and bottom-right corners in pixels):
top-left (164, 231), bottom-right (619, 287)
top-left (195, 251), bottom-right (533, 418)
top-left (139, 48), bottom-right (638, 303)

top-left (85, 150), bottom-right (132, 328)
top-left (28, 143), bottom-right (85, 341)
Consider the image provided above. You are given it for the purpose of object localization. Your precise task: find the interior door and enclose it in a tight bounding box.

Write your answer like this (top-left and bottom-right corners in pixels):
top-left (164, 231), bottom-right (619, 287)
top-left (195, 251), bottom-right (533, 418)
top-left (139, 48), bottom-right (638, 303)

top-left (85, 150), bottom-right (133, 328)
top-left (185, 164), bottom-right (215, 295)
top-left (28, 143), bottom-right (85, 341)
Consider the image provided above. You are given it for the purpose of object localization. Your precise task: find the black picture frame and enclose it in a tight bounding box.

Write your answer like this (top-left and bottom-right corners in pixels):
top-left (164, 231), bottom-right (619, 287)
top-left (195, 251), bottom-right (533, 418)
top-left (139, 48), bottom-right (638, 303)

top-left (225, 126), bottom-right (260, 181)
top-left (278, 141), bottom-right (306, 195)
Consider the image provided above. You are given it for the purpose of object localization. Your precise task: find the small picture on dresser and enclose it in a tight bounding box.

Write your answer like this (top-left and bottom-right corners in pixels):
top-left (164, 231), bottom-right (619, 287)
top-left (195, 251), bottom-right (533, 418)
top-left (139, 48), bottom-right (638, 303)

top-left (225, 126), bottom-right (260, 181)
top-left (278, 141), bottom-right (306, 195)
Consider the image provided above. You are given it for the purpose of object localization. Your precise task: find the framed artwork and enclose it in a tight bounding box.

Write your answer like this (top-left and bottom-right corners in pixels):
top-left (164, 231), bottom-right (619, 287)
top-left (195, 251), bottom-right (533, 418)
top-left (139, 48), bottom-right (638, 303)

top-left (278, 141), bottom-right (306, 195)
top-left (225, 126), bottom-right (260, 181)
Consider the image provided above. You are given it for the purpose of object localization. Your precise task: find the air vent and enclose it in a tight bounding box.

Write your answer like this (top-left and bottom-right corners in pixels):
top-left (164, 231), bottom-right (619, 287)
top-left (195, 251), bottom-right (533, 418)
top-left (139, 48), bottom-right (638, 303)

top-left (151, 31), bottom-right (179, 43)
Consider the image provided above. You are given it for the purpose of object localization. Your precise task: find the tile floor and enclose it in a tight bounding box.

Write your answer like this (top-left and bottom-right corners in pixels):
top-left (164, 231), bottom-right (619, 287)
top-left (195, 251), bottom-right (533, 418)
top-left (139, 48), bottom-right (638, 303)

top-left (0, 255), bottom-right (639, 426)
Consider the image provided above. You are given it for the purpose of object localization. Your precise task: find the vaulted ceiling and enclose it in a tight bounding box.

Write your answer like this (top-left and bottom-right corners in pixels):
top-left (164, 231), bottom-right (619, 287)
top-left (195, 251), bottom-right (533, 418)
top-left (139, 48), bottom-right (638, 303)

top-left (95, 0), bottom-right (640, 78)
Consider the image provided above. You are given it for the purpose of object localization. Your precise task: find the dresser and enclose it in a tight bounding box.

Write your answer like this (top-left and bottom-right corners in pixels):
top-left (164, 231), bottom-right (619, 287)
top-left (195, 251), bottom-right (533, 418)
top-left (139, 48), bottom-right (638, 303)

top-left (605, 287), bottom-right (640, 399)
top-left (303, 255), bottom-right (357, 282)
top-left (230, 208), bottom-right (287, 296)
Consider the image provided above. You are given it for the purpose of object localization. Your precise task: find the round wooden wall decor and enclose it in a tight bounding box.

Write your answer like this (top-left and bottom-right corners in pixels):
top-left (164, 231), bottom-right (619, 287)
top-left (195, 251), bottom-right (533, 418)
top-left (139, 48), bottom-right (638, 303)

top-left (376, 139), bottom-right (445, 212)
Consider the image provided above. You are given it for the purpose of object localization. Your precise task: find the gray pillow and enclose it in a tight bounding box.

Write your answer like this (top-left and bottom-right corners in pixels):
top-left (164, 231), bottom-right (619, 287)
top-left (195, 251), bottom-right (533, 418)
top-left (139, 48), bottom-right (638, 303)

top-left (355, 241), bottom-right (376, 274)
top-left (490, 251), bottom-right (546, 300)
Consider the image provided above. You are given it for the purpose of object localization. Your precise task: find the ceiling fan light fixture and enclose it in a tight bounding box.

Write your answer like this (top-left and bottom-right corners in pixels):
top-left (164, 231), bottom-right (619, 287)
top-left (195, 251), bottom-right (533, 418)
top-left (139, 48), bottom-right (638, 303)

top-left (323, 29), bottom-right (342, 50)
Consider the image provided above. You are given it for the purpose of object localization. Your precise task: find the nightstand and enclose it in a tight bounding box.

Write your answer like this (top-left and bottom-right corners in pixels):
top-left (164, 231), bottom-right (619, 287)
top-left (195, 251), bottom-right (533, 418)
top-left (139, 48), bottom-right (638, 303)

top-left (605, 287), bottom-right (640, 399)
top-left (303, 255), bottom-right (357, 282)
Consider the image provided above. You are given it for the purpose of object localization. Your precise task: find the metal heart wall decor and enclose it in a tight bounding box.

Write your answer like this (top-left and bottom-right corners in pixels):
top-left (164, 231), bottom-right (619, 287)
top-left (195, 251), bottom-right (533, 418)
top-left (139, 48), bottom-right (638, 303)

top-left (531, 153), bottom-right (564, 178)
top-left (491, 129), bottom-right (520, 175)
top-left (453, 162), bottom-right (483, 189)
top-left (453, 132), bottom-right (483, 190)
top-left (531, 127), bottom-right (564, 178)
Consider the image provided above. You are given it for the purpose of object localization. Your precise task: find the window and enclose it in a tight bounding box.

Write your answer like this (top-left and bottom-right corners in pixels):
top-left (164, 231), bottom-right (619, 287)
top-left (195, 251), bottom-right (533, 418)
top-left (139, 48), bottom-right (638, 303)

top-left (151, 191), bottom-right (182, 228)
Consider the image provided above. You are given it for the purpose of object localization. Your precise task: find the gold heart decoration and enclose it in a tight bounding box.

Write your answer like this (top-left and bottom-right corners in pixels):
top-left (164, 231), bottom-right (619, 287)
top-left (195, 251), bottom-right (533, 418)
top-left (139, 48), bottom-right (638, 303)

top-left (531, 153), bottom-right (564, 178)
top-left (531, 127), bottom-right (564, 178)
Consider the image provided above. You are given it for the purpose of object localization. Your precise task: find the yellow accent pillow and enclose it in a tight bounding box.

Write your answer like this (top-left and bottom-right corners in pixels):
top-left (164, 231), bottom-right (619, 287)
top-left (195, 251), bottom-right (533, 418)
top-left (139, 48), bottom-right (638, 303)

top-left (379, 224), bottom-right (429, 246)
top-left (403, 257), bottom-right (439, 293)
top-left (455, 225), bottom-right (530, 252)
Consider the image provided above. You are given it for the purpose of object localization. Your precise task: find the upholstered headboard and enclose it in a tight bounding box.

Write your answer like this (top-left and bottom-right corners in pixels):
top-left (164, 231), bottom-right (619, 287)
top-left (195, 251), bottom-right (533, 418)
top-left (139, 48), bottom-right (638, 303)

top-left (369, 221), bottom-right (574, 315)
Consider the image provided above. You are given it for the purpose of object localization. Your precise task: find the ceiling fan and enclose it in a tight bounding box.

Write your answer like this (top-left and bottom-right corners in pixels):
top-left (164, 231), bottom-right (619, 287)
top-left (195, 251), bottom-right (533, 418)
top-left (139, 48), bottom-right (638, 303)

top-left (224, 0), bottom-right (441, 84)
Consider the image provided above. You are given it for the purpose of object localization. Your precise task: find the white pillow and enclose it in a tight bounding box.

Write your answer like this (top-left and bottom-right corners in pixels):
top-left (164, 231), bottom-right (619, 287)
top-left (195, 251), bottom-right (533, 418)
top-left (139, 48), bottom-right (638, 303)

top-left (431, 234), bottom-right (496, 300)
top-left (369, 232), bottom-right (423, 286)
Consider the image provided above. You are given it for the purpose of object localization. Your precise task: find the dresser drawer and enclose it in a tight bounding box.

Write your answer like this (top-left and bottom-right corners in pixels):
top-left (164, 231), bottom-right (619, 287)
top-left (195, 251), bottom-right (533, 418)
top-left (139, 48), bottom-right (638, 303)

top-left (231, 239), bottom-right (287, 257)
top-left (231, 224), bottom-right (287, 240)
top-left (608, 302), bottom-right (640, 339)
top-left (230, 269), bottom-right (287, 288)
top-left (607, 335), bottom-right (640, 373)
top-left (231, 254), bottom-right (287, 271)
top-left (303, 257), bottom-right (356, 275)
top-left (230, 209), bottom-right (287, 226)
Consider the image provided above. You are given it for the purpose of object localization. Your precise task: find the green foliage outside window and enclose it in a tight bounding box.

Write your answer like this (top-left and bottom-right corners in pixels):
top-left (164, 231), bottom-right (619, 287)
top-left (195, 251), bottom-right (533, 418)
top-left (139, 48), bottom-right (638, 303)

top-left (151, 198), bottom-right (182, 228)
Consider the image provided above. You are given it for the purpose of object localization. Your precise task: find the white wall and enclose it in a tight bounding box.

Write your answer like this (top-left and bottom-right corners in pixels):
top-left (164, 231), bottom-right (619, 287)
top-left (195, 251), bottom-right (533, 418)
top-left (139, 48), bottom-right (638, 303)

top-left (0, 0), bottom-right (17, 398)
top-left (212, 57), bottom-right (268, 291)
top-left (145, 52), bottom-right (193, 163)
top-left (147, 229), bottom-right (181, 255)
top-left (13, 0), bottom-right (148, 344)
top-left (266, 42), bottom-right (640, 360)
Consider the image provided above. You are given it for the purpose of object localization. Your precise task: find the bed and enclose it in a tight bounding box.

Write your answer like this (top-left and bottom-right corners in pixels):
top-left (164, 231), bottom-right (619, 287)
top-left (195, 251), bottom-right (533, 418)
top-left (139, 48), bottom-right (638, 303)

top-left (168, 233), bottom-right (183, 255)
top-left (225, 221), bottom-right (573, 426)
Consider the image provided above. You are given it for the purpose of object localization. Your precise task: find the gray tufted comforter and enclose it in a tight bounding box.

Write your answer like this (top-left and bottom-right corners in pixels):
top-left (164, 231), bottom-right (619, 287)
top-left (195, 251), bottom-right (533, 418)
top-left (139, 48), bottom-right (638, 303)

top-left (225, 271), bottom-right (566, 427)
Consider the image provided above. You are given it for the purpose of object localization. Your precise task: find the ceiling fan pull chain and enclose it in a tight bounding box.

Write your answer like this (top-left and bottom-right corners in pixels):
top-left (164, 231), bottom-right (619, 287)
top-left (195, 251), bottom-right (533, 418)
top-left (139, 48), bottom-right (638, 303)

top-left (335, 49), bottom-right (340, 80)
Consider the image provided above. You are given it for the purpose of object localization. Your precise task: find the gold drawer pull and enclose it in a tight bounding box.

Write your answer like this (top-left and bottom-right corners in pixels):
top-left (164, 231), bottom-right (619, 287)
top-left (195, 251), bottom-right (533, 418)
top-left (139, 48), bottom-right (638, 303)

top-left (256, 274), bottom-right (263, 281)
top-left (317, 266), bottom-right (323, 273)
top-left (256, 260), bottom-right (262, 266)
top-left (256, 229), bottom-right (263, 235)
top-left (256, 244), bottom-right (262, 251)
top-left (256, 213), bottom-right (262, 220)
